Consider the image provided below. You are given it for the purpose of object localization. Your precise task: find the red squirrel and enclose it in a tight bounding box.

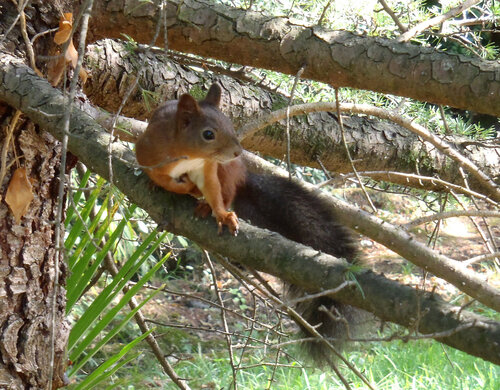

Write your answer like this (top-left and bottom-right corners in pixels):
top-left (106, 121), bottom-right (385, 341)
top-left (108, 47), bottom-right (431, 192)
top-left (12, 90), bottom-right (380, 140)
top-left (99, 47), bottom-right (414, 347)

top-left (136, 84), bottom-right (359, 363)
top-left (136, 84), bottom-right (246, 235)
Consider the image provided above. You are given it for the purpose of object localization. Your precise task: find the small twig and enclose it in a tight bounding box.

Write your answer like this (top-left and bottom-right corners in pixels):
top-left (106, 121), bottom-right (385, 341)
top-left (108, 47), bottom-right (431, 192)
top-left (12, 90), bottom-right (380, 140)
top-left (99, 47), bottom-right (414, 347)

top-left (285, 64), bottom-right (306, 179)
top-left (0, 0), bottom-right (30, 45)
top-left (463, 252), bottom-right (500, 266)
top-left (449, 189), bottom-right (496, 261)
top-left (0, 110), bottom-right (22, 191)
top-left (405, 209), bottom-right (500, 229)
top-left (317, 0), bottom-right (333, 25)
top-left (104, 253), bottom-right (192, 390)
top-left (265, 316), bottom-right (282, 390)
top-left (337, 170), bottom-right (498, 207)
top-left (214, 256), bottom-right (376, 390)
top-left (398, 0), bottom-right (481, 42)
top-left (316, 157), bottom-right (332, 180)
top-left (203, 251), bottom-right (238, 389)
top-left (272, 321), bottom-right (475, 346)
top-left (458, 167), bottom-right (498, 257)
top-left (16, 0), bottom-right (43, 76)
top-left (438, 105), bottom-right (452, 135)
top-left (283, 282), bottom-right (356, 307)
top-left (426, 193), bottom-right (448, 249)
top-left (30, 27), bottom-right (59, 45)
top-left (377, 0), bottom-right (408, 32)
top-left (148, 320), bottom-right (272, 345)
top-left (335, 89), bottom-right (377, 213)
top-left (137, 282), bottom-right (287, 335)
top-left (49, 2), bottom-right (94, 388)
top-left (162, 0), bottom-right (168, 53)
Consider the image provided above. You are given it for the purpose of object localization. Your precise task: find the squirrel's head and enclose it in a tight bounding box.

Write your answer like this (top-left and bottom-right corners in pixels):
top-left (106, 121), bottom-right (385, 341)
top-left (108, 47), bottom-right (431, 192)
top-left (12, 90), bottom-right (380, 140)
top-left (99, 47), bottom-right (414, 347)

top-left (175, 84), bottom-right (243, 163)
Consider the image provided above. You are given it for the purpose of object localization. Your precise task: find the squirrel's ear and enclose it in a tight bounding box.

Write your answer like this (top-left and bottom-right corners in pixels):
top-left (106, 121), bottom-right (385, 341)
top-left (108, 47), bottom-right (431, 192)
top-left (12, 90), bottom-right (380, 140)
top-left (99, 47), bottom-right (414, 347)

top-left (203, 84), bottom-right (221, 108)
top-left (177, 94), bottom-right (200, 128)
top-left (177, 94), bottom-right (200, 115)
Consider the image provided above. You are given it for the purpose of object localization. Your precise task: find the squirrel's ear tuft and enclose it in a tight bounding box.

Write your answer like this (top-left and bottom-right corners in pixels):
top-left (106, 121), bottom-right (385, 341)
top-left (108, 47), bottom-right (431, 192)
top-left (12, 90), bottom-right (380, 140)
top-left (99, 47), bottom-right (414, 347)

top-left (203, 84), bottom-right (221, 107)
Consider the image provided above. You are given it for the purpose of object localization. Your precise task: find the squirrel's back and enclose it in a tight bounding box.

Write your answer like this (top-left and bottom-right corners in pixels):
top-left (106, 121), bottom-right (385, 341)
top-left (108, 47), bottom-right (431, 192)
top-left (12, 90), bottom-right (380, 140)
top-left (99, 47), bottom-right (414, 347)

top-left (234, 173), bottom-right (356, 259)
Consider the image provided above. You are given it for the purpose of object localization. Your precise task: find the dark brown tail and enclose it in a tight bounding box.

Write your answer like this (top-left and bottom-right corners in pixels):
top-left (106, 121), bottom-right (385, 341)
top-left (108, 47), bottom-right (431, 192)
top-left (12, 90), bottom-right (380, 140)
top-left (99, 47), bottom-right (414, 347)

top-left (233, 172), bottom-right (359, 363)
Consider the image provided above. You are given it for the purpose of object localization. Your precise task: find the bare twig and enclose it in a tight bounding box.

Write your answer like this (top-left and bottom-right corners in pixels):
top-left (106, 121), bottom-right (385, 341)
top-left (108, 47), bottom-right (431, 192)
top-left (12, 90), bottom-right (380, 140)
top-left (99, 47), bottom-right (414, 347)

top-left (214, 256), bottom-right (376, 390)
top-left (458, 167), bottom-right (498, 258)
top-left (14, 0), bottom-right (42, 76)
top-left (378, 0), bottom-right (408, 32)
top-left (203, 251), bottom-right (238, 390)
top-left (0, 110), bottom-right (22, 193)
top-left (104, 255), bottom-right (192, 390)
top-left (317, 0), bottom-right (333, 25)
top-left (285, 64), bottom-right (306, 179)
top-left (0, 0), bottom-right (30, 45)
top-left (49, 1), bottom-right (94, 388)
top-left (335, 88), bottom-right (377, 213)
top-left (405, 209), bottom-right (500, 229)
top-left (398, 0), bottom-right (481, 42)
top-left (439, 105), bottom-right (452, 135)
top-left (464, 252), bottom-right (500, 265)
top-left (336, 170), bottom-right (498, 206)
top-left (283, 282), bottom-right (356, 307)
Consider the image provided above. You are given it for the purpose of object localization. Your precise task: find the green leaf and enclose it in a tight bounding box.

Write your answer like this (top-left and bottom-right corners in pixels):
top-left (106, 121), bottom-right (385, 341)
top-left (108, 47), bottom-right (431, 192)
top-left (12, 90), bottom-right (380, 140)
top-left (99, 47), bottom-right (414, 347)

top-left (69, 251), bottom-right (168, 361)
top-left (68, 230), bottom-right (166, 350)
top-left (66, 203), bottom-right (137, 311)
top-left (74, 329), bottom-right (152, 390)
top-left (69, 284), bottom-right (164, 376)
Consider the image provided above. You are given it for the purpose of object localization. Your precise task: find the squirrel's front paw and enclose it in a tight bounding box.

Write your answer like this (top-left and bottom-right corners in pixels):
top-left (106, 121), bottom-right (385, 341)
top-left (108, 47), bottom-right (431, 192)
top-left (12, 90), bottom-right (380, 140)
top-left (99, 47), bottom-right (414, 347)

top-left (216, 211), bottom-right (239, 236)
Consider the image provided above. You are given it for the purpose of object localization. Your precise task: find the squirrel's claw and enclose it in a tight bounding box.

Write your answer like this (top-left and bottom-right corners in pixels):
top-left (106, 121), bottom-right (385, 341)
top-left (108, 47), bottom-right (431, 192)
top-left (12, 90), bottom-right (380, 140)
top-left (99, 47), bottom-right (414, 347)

top-left (216, 211), bottom-right (239, 236)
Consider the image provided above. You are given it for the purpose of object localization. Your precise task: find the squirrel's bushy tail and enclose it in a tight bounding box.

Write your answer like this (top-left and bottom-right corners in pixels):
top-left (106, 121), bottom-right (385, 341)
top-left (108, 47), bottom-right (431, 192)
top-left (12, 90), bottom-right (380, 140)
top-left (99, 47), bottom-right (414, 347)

top-left (233, 172), bottom-right (358, 363)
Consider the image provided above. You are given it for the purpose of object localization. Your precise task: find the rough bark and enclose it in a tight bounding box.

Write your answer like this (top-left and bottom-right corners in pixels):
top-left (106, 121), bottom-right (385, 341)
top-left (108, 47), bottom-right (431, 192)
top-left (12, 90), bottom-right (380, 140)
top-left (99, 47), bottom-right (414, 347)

top-left (83, 39), bottom-right (500, 197)
top-left (0, 123), bottom-right (68, 389)
top-left (0, 1), bottom-right (70, 388)
top-left (1, 56), bottom-right (499, 365)
top-left (88, 0), bottom-right (500, 117)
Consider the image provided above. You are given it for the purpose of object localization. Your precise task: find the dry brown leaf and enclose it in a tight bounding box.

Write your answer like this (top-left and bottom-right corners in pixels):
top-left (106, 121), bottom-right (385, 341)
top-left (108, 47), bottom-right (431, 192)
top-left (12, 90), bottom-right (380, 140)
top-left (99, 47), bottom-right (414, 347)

top-left (48, 13), bottom-right (88, 86)
top-left (53, 13), bottom-right (73, 44)
top-left (5, 167), bottom-right (34, 224)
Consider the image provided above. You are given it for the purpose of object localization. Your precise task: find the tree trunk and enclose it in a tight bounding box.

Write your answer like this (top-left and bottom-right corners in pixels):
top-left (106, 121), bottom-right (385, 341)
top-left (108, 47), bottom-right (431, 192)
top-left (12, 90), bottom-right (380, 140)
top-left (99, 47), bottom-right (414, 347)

top-left (0, 117), bottom-right (68, 389)
top-left (0, 1), bottom-right (69, 388)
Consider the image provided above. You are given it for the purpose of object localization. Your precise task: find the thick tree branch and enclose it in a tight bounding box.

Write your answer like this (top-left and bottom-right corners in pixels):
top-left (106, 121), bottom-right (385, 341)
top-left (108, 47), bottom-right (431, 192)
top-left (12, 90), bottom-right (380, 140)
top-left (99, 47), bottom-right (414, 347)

top-left (1, 55), bottom-right (499, 365)
top-left (241, 101), bottom-right (500, 202)
top-left (87, 0), bottom-right (500, 117)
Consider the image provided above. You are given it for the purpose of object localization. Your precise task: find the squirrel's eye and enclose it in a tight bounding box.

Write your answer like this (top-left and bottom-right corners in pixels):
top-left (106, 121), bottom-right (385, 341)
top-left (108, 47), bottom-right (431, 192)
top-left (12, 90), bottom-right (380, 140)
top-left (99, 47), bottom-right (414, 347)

top-left (202, 129), bottom-right (215, 141)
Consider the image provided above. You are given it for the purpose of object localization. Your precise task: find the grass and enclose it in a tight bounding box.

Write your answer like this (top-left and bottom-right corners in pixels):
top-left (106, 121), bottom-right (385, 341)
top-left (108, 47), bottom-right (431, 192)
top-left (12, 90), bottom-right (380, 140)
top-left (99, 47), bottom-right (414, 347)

top-left (89, 333), bottom-right (499, 389)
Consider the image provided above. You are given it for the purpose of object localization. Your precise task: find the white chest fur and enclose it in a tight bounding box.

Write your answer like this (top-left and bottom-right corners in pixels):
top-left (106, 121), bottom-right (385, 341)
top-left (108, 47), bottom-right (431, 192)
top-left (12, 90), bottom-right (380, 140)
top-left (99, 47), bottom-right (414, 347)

top-left (169, 158), bottom-right (205, 189)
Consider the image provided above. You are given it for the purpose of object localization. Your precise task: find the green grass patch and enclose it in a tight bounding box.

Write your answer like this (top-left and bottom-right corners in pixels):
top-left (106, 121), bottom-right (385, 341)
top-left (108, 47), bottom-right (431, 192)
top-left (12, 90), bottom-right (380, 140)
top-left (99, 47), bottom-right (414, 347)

top-left (85, 336), bottom-right (499, 389)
